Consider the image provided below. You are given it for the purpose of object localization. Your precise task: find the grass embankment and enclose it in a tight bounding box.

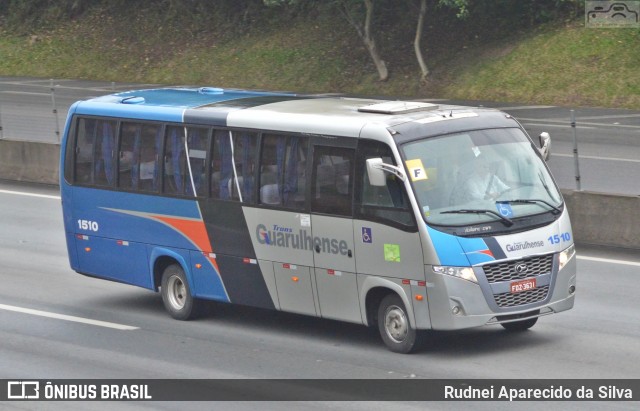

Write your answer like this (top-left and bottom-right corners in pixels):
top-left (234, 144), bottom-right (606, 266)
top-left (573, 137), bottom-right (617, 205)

top-left (443, 23), bottom-right (640, 108)
top-left (1, 9), bottom-right (639, 108)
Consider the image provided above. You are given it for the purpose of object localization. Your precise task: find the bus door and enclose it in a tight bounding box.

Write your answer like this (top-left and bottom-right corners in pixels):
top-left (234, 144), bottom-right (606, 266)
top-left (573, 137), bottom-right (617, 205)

top-left (352, 140), bottom-right (429, 328)
top-left (309, 139), bottom-right (362, 323)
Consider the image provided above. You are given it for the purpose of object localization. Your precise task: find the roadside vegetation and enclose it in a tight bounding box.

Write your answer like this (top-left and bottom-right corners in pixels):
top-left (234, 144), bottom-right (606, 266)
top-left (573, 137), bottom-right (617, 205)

top-left (0, 0), bottom-right (639, 108)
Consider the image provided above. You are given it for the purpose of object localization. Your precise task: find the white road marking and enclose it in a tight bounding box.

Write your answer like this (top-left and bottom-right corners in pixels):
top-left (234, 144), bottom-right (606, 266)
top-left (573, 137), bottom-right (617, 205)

top-left (499, 105), bottom-right (556, 110)
top-left (522, 122), bottom-right (595, 129)
top-left (552, 153), bottom-right (640, 163)
top-left (518, 117), bottom-right (640, 129)
top-left (577, 255), bottom-right (640, 267)
top-left (0, 91), bottom-right (52, 97)
top-left (0, 189), bottom-right (60, 200)
top-left (0, 303), bottom-right (139, 330)
top-left (571, 113), bottom-right (640, 121)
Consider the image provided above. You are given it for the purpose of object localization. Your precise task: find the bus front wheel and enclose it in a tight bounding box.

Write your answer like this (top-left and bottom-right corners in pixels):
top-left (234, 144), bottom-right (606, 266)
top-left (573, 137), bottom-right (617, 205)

top-left (377, 294), bottom-right (424, 354)
top-left (161, 264), bottom-right (201, 321)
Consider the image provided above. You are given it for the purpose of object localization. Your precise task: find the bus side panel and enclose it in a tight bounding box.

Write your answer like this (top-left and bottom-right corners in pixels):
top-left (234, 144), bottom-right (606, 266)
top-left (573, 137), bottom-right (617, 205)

top-left (65, 232), bottom-right (80, 271)
top-left (352, 221), bottom-right (424, 281)
top-left (76, 235), bottom-right (151, 288)
top-left (215, 254), bottom-right (277, 310)
top-left (189, 250), bottom-right (230, 302)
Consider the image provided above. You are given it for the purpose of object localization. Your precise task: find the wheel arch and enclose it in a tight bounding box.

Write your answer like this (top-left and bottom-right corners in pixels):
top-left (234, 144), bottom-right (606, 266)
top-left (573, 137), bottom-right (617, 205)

top-left (359, 276), bottom-right (416, 328)
top-left (150, 247), bottom-right (191, 292)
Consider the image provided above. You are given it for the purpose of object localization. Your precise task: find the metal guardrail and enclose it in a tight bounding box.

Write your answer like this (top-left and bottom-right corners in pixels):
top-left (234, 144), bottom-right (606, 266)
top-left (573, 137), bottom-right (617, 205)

top-left (0, 79), bottom-right (121, 143)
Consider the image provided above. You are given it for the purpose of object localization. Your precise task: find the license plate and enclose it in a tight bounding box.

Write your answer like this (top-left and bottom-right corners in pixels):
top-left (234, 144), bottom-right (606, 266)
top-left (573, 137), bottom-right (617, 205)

top-left (510, 278), bottom-right (536, 294)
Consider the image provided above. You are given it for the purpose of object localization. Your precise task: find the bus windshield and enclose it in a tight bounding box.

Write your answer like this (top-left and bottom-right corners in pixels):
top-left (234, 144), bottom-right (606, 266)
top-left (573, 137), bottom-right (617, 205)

top-left (401, 127), bottom-right (562, 229)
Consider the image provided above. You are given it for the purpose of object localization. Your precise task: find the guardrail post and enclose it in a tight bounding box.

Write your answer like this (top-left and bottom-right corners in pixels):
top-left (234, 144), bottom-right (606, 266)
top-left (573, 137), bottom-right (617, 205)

top-left (570, 109), bottom-right (582, 191)
top-left (50, 79), bottom-right (61, 143)
top-left (0, 101), bottom-right (4, 140)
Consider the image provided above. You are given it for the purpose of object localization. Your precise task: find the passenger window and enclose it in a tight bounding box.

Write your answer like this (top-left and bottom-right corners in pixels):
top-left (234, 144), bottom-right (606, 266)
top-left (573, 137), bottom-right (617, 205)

top-left (311, 146), bottom-right (354, 217)
top-left (356, 140), bottom-right (416, 230)
top-left (210, 130), bottom-right (257, 202)
top-left (231, 131), bottom-right (258, 203)
top-left (186, 127), bottom-right (210, 197)
top-left (74, 117), bottom-right (117, 187)
top-left (259, 134), bottom-right (308, 209)
top-left (164, 125), bottom-right (210, 196)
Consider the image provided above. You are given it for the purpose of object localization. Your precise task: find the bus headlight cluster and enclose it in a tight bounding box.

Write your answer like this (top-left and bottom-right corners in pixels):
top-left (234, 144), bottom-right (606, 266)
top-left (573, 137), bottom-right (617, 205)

top-left (558, 244), bottom-right (576, 271)
top-left (433, 266), bottom-right (478, 283)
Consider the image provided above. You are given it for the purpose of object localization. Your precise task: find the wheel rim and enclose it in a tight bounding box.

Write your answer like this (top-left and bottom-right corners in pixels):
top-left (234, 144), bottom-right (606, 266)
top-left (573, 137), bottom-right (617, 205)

top-left (167, 275), bottom-right (186, 310)
top-left (384, 305), bottom-right (408, 343)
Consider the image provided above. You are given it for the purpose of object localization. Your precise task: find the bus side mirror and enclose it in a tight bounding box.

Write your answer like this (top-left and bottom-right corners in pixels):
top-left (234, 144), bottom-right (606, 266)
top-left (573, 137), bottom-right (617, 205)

top-left (538, 132), bottom-right (551, 161)
top-left (366, 157), bottom-right (406, 186)
top-left (366, 158), bottom-right (387, 186)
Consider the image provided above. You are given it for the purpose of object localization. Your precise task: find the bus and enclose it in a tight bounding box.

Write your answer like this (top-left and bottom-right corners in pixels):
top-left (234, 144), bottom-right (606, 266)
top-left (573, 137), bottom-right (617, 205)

top-left (60, 87), bottom-right (576, 353)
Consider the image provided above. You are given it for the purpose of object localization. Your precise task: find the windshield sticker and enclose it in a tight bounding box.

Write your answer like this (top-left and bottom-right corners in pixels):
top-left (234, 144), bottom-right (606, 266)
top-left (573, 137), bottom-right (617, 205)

top-left (472, 146), bottom-right (481, 157)
top-left (384, 244), bottom-right (401, 262)
top-left (496, 202), bottom-right (514, 218)
top-left (405, 159), bottom-right (428, 182)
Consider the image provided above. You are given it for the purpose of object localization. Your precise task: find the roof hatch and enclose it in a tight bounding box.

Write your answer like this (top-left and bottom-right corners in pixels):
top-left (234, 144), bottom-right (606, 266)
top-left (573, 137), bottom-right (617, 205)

top-left (358, 101), bottom-right (439, 114)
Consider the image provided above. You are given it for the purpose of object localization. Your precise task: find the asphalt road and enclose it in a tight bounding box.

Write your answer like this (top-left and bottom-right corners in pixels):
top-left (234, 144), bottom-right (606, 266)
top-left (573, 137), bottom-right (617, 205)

top-left (1, 76), bottom-right (640, 195)
top-left (0, 181), bottom-right (639, 410)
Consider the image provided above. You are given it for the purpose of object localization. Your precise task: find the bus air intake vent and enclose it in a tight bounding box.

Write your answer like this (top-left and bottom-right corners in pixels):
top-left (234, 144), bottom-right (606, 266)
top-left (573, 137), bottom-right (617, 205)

top-left (358, 101), bottom-right (439, 114)
top-left (482, 254), bottom-right (553, 283)
top-left (494, 285), bottom-right (549, 308)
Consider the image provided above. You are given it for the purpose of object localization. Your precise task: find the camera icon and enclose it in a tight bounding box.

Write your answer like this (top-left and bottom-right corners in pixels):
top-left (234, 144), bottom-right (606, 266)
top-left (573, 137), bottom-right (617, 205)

top-left (586, 1), bottom-right (640, 27)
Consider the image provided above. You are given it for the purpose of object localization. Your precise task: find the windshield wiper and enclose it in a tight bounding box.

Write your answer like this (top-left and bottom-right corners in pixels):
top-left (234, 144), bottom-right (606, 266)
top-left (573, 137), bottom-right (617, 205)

top-left (497, 199), bottom-right (561, 215)
top-left (441, 209), bottom-right (513, 226)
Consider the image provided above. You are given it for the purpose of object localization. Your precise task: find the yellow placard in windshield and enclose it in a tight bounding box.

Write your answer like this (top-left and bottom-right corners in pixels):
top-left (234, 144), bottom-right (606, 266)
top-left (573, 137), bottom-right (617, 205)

top-left (405, 159), bottom-right (428, 181)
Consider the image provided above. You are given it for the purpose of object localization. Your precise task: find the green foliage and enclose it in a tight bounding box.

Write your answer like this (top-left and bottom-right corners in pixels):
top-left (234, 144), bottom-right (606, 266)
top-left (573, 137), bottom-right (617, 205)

top-left (1, 0), bottom-right (638, 108)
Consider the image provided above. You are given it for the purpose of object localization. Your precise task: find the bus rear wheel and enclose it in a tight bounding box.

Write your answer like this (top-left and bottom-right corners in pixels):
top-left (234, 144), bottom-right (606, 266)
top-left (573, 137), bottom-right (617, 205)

top-left (377, 294), bottom-right (424, 354)
top-left (161, 264), bottom-right (201, 320)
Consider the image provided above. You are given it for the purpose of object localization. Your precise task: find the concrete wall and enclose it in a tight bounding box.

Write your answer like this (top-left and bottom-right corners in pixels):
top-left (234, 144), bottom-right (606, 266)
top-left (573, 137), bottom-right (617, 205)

top-left (0, 140), bottom-right (638, 249)
top-left (0, 140), bottom-right (60, 185)
top-left (561, 189), bottom-right (639, 249)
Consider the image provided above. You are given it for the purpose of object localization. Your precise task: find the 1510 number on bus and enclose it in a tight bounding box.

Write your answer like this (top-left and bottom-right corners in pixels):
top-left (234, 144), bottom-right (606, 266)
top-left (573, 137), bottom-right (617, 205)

top-left (77, 219), bottom-right (99, 232)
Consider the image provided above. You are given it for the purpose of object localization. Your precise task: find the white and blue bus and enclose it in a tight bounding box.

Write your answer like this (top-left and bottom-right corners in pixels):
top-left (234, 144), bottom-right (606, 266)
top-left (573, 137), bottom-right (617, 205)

top-left (60, 87), bottom-right (576, 353)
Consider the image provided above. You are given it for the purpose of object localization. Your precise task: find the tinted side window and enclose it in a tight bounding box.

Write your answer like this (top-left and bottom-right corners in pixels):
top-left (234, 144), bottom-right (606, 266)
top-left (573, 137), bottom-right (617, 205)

top-left (259, 134), bottom-right (308, 209)
top-left (164, 126), bottom-right (188, 195)
top-left (210, 130), bottom-right (257, 202)
top-left (186, 126), bottom-right (210, 197)
top-left (231, 131), bottom-right (258, 203)
top-left (163, 125), bottom-right (210, 196)
top-left (355, 140), bottom-right (416, 230)
top-left (311, 146), bottom-right (354, 217)
top-left (118, 122), bottom-right (162, 192)
top-left (74, 117), bottom-right (117, 187)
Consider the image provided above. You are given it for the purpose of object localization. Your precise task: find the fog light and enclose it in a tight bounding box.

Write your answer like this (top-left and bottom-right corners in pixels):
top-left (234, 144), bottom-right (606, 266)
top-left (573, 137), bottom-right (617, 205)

top-left (452, 306), bottom-right (461, 315)
top-left (569, 285), bottom-right (576, 295)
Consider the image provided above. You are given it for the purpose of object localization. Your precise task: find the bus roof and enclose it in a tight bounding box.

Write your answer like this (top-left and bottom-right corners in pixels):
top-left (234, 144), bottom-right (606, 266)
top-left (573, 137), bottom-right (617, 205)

top-left (72, 87), bottom-right (519, 139)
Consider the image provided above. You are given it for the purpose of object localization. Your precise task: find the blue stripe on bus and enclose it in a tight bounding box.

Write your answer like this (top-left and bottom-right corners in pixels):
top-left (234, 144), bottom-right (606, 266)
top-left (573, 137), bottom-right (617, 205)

top-left (426, 226), bottom-right (469, 266)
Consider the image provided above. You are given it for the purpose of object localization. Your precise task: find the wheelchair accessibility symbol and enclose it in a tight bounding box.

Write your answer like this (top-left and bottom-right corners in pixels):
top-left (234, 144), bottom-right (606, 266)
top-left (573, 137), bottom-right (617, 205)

top-left (496, 202), bottom-right (514, 218)
top-left (362, 227), bottom-right (373, 244)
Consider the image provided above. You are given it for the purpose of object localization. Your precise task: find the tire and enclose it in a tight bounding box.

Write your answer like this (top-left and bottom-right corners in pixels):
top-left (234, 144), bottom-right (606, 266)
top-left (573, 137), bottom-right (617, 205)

top-left (501, 317), bottom-right (538, 331)
top-left (377, 293), bottom-right (424, 354)
top-left (161, 263), bottom-right (201, 320)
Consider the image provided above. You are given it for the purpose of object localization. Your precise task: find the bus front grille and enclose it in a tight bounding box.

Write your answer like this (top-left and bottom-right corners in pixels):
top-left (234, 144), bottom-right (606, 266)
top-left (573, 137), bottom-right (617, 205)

top-left (493, 285), bottom-right (550, 308)
top-left (482, 254), bottom-right (553, 283)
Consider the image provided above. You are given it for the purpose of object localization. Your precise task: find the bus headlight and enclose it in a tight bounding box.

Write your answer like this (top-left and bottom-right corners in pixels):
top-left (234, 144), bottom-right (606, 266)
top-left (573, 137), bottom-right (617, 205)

top-left (433, 266), bottom-right (478, 283)
top-left (559, 244), bottom-right (576, 271)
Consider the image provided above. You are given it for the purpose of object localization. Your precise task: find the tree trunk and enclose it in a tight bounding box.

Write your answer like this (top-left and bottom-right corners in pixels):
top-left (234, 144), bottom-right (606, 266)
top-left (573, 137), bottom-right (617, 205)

top-left (414, 0), bottom-right (429, 80)
top-left (341, 0), bottom-right (388, 81)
